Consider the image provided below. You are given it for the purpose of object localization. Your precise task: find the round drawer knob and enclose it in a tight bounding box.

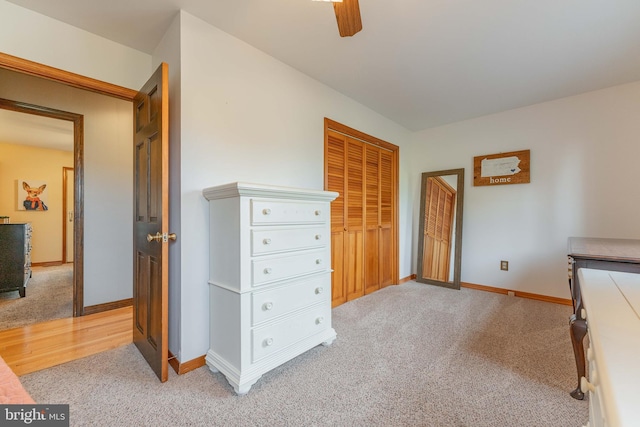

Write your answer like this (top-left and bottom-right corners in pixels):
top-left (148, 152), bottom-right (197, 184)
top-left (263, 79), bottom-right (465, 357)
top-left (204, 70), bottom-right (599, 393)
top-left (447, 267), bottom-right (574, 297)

top-left (263, 302), bottom-right (274, 311)
top-left (264, 338), bottom-right (274, 347)
top-left (580, 376), bottom-right (595, 394)
top-left (264, 268), bottom-right (272, 274)
top-left (316, 259), bottom-right (322, 265)
top-left (316, 317), bottom-right (324, 325)
top-left (315, 234), bottom-right (322, 240)
top-left (263, 238), bottom-right (272, 245)
top-left (315, 287), bottom-right (324, 295)
top-left (262, 208), bottom-right (271, 215)
top-left (315, 210), bottom-right (321, 216)
top-left (581, 308), bottom-right (587, 320)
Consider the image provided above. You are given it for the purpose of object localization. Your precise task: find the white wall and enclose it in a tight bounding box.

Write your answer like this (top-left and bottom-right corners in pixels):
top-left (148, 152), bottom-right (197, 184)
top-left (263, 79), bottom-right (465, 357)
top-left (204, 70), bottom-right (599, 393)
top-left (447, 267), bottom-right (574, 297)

top-left (409, 81), bottom-right (640, 299)
top-left (0, 142), bottom-right (73, 263)
top-left (158, 11), bottom-right (412, 362)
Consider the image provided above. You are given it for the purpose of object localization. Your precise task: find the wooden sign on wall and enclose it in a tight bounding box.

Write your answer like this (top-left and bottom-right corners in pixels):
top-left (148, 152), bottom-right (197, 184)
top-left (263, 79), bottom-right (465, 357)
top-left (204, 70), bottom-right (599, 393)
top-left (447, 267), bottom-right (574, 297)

top-left (473, 149), bottom-right (530, 186)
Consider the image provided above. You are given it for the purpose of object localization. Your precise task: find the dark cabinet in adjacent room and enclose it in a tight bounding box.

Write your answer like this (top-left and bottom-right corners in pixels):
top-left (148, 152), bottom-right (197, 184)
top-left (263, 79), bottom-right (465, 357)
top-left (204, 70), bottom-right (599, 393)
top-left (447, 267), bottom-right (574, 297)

top-left (0, 223), bottom-right (32, 297)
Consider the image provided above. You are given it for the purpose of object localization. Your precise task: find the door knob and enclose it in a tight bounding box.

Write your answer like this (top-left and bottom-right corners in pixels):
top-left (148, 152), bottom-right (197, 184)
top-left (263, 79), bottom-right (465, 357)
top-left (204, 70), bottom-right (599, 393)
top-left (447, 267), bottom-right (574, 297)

top-left (147, 232), bottom-right (177, 243)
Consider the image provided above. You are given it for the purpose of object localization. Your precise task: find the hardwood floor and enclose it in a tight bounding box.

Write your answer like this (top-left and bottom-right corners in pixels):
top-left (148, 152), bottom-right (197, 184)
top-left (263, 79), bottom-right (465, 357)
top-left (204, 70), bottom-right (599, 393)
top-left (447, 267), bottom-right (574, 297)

top-left (0, 306), bottom-right (132, 376)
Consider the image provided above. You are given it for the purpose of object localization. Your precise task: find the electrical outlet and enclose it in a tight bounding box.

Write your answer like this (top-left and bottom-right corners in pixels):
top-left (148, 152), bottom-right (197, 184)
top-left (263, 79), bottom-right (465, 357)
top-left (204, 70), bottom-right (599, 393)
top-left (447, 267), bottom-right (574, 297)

top-left (500, 260), bottom-right (509, 271)
top-left (507, 291), bottom-right (515, 297)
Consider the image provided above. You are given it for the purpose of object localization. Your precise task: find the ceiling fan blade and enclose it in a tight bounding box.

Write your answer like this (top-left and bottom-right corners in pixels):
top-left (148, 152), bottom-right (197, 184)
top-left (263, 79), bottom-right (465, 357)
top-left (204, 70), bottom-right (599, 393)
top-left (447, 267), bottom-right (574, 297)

top-left (333, 0), bottom-right (362, 37)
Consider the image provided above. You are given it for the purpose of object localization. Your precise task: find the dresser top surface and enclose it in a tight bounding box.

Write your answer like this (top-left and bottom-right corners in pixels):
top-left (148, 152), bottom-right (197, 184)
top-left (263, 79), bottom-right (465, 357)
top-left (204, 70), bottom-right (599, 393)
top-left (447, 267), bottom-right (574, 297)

top-left (567, 237), bottom-right (640, 263)
top-left (203, 182), bottom-right (338, 202)
top-left (610, 271), bottom-right (640, 317)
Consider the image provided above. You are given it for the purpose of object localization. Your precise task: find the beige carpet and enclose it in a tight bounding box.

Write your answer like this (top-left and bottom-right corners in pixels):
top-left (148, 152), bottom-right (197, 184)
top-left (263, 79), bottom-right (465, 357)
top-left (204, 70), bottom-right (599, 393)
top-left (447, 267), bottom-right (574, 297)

top-left (0, 264), bottom-right (73, 330)
top-left (20, 282), bottom-right (588, 426)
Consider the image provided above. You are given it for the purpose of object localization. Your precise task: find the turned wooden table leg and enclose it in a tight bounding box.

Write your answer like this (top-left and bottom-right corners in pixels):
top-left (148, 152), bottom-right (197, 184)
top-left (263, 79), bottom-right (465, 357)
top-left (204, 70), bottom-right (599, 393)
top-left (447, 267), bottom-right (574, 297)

top-left (569, 314), bottom-right (587, 400)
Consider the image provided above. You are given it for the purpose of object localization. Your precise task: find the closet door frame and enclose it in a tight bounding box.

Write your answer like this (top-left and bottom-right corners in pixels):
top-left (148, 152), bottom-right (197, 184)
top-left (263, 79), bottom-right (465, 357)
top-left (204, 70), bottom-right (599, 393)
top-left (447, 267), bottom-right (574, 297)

top-left (323, 118), bottom-right (399, 306)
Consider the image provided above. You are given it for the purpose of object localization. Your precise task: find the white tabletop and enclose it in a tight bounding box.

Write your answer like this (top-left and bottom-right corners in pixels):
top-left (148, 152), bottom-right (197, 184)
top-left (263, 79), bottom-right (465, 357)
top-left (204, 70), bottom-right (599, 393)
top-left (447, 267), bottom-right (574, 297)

top-left (578, 268), bottom-right (640, 427)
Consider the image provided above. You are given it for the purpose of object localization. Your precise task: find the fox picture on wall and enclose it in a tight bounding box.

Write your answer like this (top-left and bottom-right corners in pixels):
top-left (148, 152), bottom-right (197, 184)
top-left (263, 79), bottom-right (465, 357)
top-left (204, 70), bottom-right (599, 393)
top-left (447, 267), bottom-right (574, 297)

top-left (19, 180), bottom-right (49, 211)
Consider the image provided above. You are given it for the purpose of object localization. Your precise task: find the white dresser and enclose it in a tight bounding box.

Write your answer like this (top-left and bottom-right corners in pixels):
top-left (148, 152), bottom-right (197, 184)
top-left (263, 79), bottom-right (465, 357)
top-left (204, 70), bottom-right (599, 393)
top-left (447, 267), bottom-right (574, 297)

top-left (202, 182), bottom-right (339, 395)
top-left (578, 269), bottom-right (640, 427)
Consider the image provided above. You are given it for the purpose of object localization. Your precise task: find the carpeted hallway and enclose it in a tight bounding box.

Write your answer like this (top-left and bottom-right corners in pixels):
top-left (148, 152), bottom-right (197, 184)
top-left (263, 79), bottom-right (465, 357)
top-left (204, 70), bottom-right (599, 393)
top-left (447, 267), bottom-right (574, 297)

top-left (0, 264), bottom-right (73, 330)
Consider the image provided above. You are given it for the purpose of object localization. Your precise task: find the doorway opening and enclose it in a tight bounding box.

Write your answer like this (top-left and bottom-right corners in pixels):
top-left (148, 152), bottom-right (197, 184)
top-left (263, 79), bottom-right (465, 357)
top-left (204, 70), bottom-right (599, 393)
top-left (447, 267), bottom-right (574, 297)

top-left (0, 97), bottom-right (84, 318)
top-left (0, 51), bottom-right (138, 321)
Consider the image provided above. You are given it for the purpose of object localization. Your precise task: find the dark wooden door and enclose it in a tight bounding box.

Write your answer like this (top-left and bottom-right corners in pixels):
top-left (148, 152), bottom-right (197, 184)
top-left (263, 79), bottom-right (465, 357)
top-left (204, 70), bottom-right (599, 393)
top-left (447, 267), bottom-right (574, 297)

top-left (133, 63), bottom-right (170, 382)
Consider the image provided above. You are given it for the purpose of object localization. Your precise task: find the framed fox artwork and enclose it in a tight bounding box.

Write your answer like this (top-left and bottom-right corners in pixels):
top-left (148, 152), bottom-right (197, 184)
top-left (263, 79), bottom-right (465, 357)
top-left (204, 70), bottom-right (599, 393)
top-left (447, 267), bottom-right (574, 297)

top-left (18, 180), bottom-right (49, 211)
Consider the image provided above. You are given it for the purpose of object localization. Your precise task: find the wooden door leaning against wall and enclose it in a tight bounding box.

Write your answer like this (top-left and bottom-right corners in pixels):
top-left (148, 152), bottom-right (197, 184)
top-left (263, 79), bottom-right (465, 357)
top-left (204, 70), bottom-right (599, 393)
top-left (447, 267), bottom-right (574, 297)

top-left (324, 118), bottom-right (399, 308)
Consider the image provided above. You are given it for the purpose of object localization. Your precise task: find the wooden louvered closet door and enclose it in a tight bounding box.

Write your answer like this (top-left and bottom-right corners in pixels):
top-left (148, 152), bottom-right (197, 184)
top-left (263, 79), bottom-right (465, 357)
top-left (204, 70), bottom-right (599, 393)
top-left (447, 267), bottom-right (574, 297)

top-left (345, 138), bottom-right (365, 301)
top-left (326, 132), bottom-right (347, 306)
top-left (327, 131), bottom-right (364, 305)
top-left (363, 147), bottom-right (394, 293)
top-left (364, 145), bottom-right (380, 294)
top-left (378, 150), bottom-right (394, 287)
top-left (325, 119), bottom-right (398, 308)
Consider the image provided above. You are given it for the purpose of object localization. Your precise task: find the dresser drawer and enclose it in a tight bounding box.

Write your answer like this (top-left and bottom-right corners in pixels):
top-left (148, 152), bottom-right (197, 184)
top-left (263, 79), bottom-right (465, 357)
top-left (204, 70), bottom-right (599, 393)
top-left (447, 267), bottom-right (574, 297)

top-left (251, 227), bottom-right (326, 256)
top-left (585, 349), bottom-right (606, 427)
top-left (251, 275), bottom-right (328, 325)
top-left (251, 200), bottom-right (327, 225)
top-left (252, 250), bottom-right (328, 286)
top-left (252, 303), bottom-right (331, 362)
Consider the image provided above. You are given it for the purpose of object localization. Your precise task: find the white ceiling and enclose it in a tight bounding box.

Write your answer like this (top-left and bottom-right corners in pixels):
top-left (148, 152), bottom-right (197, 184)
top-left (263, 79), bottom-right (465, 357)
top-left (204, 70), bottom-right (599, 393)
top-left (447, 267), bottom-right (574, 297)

top-left (0, 108), bottom-right (73, 151)
top-left (6, 0), bottom-right (640, 131)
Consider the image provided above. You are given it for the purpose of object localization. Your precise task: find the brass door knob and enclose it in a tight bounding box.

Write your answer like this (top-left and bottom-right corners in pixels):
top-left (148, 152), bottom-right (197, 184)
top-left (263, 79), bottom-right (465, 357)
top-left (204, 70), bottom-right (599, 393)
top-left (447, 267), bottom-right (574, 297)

top-left (147, 232), bottom-right (177, 243)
